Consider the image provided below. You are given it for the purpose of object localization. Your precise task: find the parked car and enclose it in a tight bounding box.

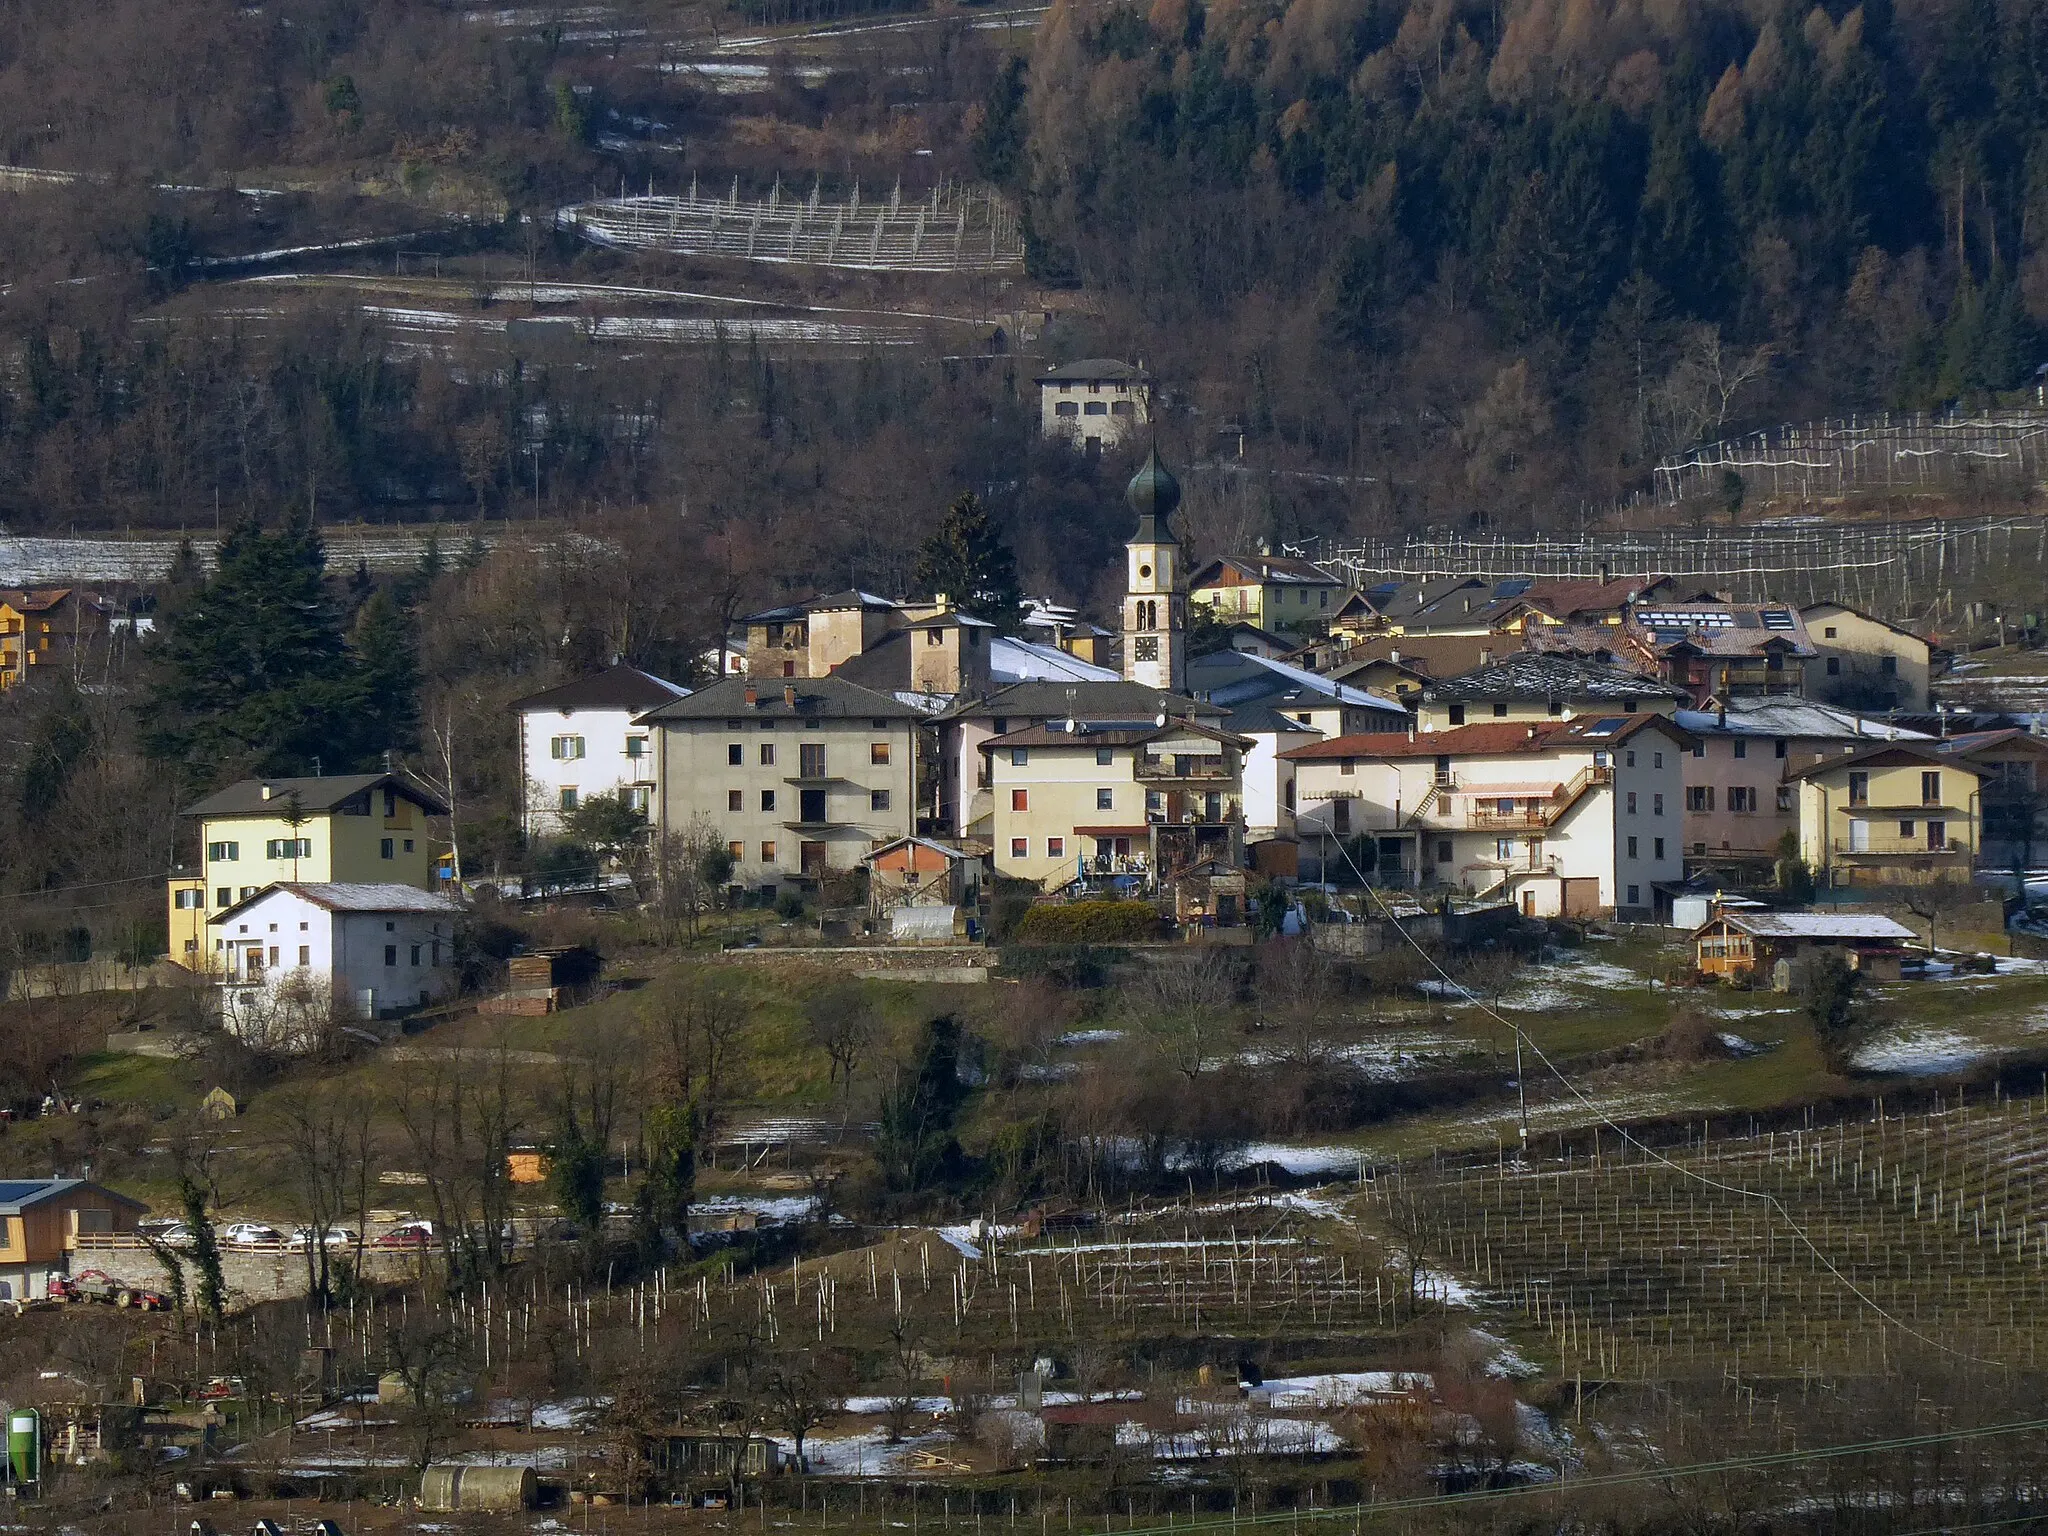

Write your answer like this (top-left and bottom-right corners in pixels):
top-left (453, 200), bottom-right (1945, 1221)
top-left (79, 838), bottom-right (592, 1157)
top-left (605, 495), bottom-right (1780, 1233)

top-left (371, 1221), bottom-right (434, 1248)
top-left (291, 1227), bottom-right (360, 1249)
top-left (220, 1222), bottom-right (286, 1248)
top-left (198, 1376), bottom-right (246, 1401)
top-left (137, 1220), bottom-right (194, 1250)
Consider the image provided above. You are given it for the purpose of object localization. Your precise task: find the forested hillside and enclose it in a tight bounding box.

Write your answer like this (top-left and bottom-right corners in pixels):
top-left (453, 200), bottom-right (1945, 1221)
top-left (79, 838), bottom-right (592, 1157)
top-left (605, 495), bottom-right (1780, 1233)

top-left (1005, 0), bottom-right (2048, 518)
top-left (0, 0), bottom-right (2046, 577)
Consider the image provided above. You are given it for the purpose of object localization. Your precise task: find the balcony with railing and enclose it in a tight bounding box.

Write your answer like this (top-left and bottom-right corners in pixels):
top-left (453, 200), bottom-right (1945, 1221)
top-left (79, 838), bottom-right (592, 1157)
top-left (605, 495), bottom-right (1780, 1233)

top-left (1470, 852), bottom-right (1562, 875)
top-left (1136, 752), bottom-right (1233, 782)
top-left (1831, 835), bottom-right (1969, 858)
top-left (1421, 764), bottom-right (1615, 831)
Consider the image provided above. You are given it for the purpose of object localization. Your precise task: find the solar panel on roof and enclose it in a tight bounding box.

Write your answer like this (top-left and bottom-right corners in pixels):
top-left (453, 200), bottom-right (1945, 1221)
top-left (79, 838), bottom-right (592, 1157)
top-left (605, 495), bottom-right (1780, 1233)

top-left (1639, 609), bottom-right (1733, 628)
top-left (0, 1181), bottom-right (52, 1203)
top-left (1761, 609), bottom-right (1796, 630)
top-left (1581, 717), bottom-right (1629, 737)
top-left (1495, 578), bottom-right (1532, 598)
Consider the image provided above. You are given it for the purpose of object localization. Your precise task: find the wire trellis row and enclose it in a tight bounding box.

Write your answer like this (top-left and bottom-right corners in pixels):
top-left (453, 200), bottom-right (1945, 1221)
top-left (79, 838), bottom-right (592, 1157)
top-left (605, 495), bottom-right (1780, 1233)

top-left (1323, 513), bottom-right (2048, 614)
top-left (1652, 409), bottom-right (2048, 505)
top-left (557, 175), bottom-right (1025, 274)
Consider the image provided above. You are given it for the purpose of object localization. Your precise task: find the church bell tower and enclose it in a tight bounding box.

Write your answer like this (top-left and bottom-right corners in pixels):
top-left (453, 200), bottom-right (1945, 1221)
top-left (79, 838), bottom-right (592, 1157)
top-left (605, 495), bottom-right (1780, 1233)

top-left (1121, 448), bottom-right (1185, 694)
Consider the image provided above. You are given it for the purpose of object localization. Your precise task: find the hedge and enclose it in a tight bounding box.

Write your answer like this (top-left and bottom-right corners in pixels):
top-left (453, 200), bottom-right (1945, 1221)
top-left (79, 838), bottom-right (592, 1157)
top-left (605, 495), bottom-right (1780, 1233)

top-left (1012, 900), bottom-right (1163, 944)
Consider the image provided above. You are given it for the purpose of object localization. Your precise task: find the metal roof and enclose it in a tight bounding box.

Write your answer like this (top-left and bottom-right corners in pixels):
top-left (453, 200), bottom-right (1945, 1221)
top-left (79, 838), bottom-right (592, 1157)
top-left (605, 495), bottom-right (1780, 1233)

top-left (637, 673), bottom-right (923, 723)
top-left (183, 772), bottom-right (450, 820)
top-left (1037, 358), bottom-right (1150, 383)
top-left (209, 883), bottom-right (463, 923)
top-left (1674, 702), bottom-right (1931, 740)
top-left (510, 663), bottom-right (689, 715)
top-left (0, 1178), bottom-right (146, 1214)
top-left (1712, 912), bottom-right (1918, 941)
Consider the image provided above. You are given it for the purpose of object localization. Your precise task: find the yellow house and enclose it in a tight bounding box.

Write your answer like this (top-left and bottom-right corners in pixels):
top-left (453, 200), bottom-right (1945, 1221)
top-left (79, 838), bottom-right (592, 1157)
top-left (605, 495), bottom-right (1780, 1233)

top-left (0, 1178), bottom-right (147, 1301)
top-left (1187, 556), bottom-right (1348, 632)
top-left (167, 772), bottom-right (449, 969)
top-left (1792, 744), bottom-right (1984, 887)
top-left (1801, 601), bottom-right (1933, 710)
top-left (0, 589), bottom-right (100, 690)
top-left (982, 719), bottom-right (1250, 889)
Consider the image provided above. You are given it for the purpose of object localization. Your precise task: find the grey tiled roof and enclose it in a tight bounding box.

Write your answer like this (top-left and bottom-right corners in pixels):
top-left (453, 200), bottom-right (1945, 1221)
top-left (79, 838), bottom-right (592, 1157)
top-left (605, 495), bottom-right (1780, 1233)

top-left (1422, 654), bottom-right (1688, 703)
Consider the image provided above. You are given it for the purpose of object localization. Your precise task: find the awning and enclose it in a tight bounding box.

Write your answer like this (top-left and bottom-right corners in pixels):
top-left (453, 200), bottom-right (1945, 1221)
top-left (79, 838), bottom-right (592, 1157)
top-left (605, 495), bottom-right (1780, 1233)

top-left (1074, 825), bottom-right (1151, 837)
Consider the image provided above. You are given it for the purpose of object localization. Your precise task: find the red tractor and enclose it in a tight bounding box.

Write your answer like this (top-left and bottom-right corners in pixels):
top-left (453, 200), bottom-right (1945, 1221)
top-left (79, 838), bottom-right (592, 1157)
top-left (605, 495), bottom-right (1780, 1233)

top-left (54, 1270), bottom-right (170, 1310)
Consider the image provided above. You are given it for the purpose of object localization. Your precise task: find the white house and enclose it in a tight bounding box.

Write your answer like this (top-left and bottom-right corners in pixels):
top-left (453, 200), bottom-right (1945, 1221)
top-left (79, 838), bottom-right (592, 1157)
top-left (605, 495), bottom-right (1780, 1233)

top-left (208, 882), bottom-right (464, 1047)
top-left (1035, 359), bottom-right (1152, 449)
top-left (1281, 713), bottom-right (1692, 919)
top-left (512, 663), bottom-right (689, 840)
top-left (1222, 702), bottom-right (1319, 864)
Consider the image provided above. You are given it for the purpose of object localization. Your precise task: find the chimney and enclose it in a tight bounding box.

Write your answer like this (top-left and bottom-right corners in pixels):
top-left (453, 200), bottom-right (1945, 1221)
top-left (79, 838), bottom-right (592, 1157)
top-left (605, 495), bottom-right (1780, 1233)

top-left (1389, 649), bottom-right (1401, 665)
top-left (744, 684), bottom-right (757, 706)
top-left (1526, 725), bottom-right (1537, 739)
top-left (1479, 648), bottom-right (1492, 664)
top-left (260, 783), bottom-right (274, 801)
top-left (784, 684), bottom-right (798, 708)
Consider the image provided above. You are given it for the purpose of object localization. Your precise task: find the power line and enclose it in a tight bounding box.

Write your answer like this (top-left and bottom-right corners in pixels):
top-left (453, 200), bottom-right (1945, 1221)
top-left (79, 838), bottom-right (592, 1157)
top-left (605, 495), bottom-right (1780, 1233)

top-left (0, 872), bottom-right (166, 905)
top-left (1315, 747), bottom-right (2009, 1368)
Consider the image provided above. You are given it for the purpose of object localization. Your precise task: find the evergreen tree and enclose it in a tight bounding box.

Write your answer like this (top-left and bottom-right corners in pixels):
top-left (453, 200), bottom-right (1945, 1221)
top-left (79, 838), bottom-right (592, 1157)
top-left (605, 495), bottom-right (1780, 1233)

top-left (873, 1015), bottom-right (969, 1195)
top-left (346, 590), bottom-right (423, 760)
top-left (144, 517), bottom-right (358, 785)
top-left (642, 1101), bottom-right (698, 1242)
top-left (547, 1104), bottom-right (605, 1240)
top-left (1634, 106), bottom-right (1726, 316)
top-left (973, 58), bottom-right (1030, 186)
top-left (345, 557), bottom-right (375, 615)
top-left (911, 493), bottom-right (1025, 632)
top-left (180, 1172), bottom-right (225, 1327)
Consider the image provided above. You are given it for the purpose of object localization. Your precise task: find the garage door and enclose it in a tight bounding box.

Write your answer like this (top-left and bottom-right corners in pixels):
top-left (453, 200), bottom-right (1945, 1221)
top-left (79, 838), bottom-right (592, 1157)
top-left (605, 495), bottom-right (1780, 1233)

top-left (1561, 877), bottom-right (1601, 917)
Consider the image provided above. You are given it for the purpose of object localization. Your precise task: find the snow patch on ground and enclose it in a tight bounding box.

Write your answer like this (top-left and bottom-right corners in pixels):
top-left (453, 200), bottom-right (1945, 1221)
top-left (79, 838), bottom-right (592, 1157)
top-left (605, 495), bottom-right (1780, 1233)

top-left (1469, 1330), bottom-right (1541, 1379)
top-left (1055, 1029), bottom-right (1125, 1046)
top-left (1383, 1253), bottom-right (1481, 1308)
top-left (1223, 1143), bottom-right (1365, 1177)
top-left (1853, 1028), bottom-right (1990, 1076)
top-left (1248, 1371), bottom-right (1432, 1407)
top-left (842, 1395), bottom-right (950, 1415)
top-left (1176, 1188), bottom-right (1355, 1222)
top-left (693, 1194), bottom-right (821, 1222)
top-left (772, 1428), bottom-right (956, 1476)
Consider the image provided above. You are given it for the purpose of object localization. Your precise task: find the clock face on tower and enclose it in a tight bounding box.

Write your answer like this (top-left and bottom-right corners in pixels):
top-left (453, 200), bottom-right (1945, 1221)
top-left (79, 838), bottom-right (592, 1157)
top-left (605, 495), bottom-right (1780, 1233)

top-left (1133, 637), bottom-right (1160, 662)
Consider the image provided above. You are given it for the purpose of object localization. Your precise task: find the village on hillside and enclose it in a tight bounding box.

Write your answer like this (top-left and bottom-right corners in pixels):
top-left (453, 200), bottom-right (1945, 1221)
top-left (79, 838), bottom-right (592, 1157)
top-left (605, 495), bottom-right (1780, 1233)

top-left (0, 426), bottom-right (2043, 1530)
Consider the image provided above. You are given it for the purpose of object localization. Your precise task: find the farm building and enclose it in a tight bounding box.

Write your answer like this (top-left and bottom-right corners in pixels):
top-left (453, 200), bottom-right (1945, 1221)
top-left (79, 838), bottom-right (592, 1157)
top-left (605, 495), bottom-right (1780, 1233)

top-left (1692, 909), bottom-right (1918, 983)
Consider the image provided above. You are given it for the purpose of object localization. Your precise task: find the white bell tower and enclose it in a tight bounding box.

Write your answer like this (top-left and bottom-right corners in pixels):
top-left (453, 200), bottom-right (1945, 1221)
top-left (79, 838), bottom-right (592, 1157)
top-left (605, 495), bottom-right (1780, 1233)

top-left (1121, 448), bottom-right (1185, 694)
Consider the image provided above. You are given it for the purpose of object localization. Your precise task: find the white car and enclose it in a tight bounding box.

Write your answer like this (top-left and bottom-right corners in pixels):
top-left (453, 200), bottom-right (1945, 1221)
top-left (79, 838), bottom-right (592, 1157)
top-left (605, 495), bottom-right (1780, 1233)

top-left (220, 1222), bottom-right (285, 1248)
top-left (291, 1227), bottom-right (360, 1249)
